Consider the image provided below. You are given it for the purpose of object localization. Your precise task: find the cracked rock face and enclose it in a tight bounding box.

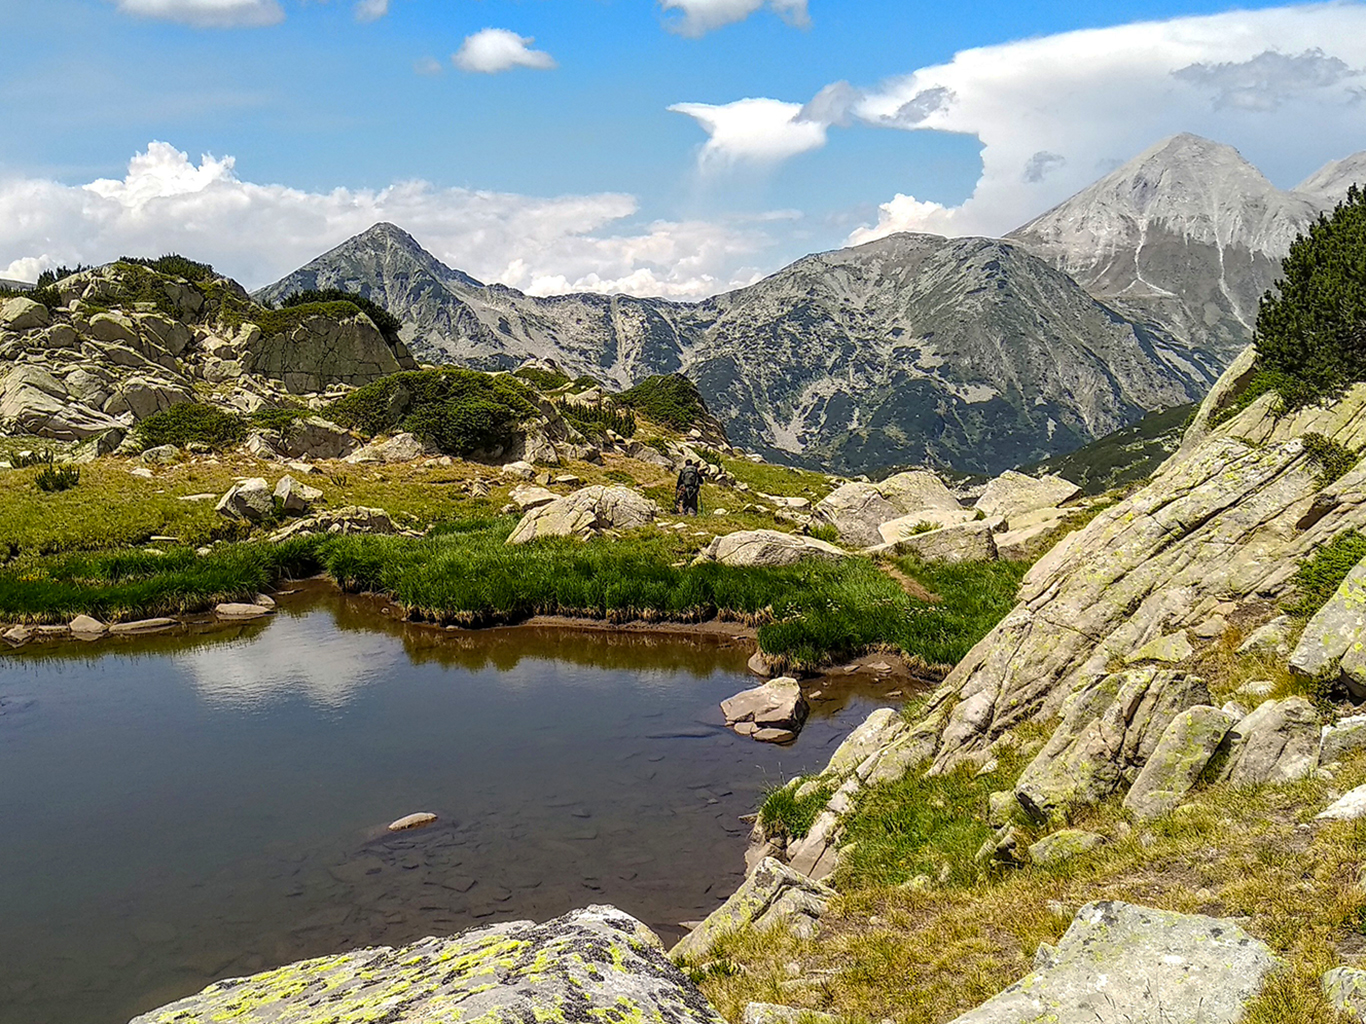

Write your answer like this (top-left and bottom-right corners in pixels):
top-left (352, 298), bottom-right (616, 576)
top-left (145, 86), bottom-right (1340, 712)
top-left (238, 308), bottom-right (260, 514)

top-left (507, 486), bottom-right (659, 544)
top-left (670, 859), bottom-right (834, 962)
top-left (130, 905), bottom-right (724, 1024)
top-left (909, 347), bottom-right (1366, 774)
top-left (699, 530), bottom-right (846, 568)
top-left (946, 900), bottom-right (1278, 1024)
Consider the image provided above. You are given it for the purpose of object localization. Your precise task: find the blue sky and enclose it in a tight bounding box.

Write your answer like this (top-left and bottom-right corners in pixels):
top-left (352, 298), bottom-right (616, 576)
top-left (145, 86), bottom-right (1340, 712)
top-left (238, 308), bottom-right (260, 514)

top-left (2, 0), bottom-right (1366, 294)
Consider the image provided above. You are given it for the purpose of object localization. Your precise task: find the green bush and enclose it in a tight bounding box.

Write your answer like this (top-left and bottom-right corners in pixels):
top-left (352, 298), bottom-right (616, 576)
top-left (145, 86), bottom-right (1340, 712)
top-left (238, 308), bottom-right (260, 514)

top-left (1254, 184), bottom-right (1366, 408)
top-left (277, 288), bottom-right (403, 344)
top-left (514, 366), bottom-right (572, 391)
top-left (35, 465), bottom-right (80, 493)
top-left (759, 781), bottom-right (831, 839)
top-left (618, 374), bottom-right (709, 432)
top-left (327, 369), bottom-right (538, 458)
top-left (1288, 529), bottom-right (1366, 617)
top-left (561, 402), bottom-right (637, 438)
top-left (12, 450), bottom-right (54, 469)
top-left (249, 404), bottom-right (310, 432)
top-left (119, 254), bottom-right (216, 283)
top-left (1301, 432), bottom-right (1360, 486)
top-left (135, 403), bottom-right (247, 451)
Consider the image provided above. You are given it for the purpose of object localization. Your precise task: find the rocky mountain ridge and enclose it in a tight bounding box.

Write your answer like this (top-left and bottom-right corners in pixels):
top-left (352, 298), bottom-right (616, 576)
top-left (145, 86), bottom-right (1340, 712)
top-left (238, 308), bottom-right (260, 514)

top-left (1009, 133), bottom-right (1362, 373)
top-left (259, 134), bottom-right (1366, 476)
top-left (258, 226), bottom-right (1208, 476)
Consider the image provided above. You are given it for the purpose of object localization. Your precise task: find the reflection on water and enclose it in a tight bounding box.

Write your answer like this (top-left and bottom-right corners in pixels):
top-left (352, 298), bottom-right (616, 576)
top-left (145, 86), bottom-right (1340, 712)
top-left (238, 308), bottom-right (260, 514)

top-left (0, 586), bottom-right (910, 1024)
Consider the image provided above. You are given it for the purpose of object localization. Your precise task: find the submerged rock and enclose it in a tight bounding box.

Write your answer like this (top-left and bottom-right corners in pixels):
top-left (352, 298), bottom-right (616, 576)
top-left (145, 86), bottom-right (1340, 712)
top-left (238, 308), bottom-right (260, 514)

top-left (671, 858), bottom-right (834, 962)
top-left (946, 901), bottom-right (1278, 1024)
top-left (131, 905), bottom-right (717, 1024)
top-left (387, 812), bottom-right (438, 832)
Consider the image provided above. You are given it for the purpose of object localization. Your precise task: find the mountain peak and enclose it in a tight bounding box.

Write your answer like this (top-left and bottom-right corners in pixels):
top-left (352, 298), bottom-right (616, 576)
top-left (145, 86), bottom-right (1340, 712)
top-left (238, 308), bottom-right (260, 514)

top-left (350, 221), bottom-right (425, 252)
top-left (1295, 151), bottom-right (1366, 204)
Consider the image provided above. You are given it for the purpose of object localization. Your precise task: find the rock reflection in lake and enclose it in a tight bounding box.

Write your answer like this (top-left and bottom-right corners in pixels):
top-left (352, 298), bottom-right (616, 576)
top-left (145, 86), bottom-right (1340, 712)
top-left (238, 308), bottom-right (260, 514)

top-left (0, 584), bottom-right (914, 1024)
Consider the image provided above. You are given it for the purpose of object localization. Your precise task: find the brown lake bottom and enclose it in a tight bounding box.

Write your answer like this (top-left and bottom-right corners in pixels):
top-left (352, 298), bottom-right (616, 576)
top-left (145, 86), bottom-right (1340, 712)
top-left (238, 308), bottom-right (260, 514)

top-left (0, 585), bottom-right (905, 1024)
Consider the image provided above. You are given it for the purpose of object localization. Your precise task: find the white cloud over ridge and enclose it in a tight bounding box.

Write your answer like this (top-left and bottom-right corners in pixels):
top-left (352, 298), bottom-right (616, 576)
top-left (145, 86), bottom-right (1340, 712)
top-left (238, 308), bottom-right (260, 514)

top-left (669, 98), bottom-right (829, 167)
top-left (660, 0), bottom-right (809, 37)
top-left (112, 0), bottom-right (284, 28)
top-left (454, 29), bottom-right (557, 74)
top-left (0, 142), bottom-right (774, 298)
top-left (673, 3), bottom-right (1366, 243)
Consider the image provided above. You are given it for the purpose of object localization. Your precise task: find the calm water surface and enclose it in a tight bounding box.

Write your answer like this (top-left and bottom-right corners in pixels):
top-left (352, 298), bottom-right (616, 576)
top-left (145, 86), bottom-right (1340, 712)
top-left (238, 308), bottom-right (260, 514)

top-left (0, 587), bottom-right (903, 1024)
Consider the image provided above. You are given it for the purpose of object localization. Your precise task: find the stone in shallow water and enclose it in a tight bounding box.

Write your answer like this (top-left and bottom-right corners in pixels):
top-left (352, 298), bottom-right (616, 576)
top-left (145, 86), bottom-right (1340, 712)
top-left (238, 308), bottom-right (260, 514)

top-left (945, 900), bottom-right (1278, 1024)
top-left (388, 812), bottom-right (438, 832)
top-left (130, 905), bottom-right (713, 1024)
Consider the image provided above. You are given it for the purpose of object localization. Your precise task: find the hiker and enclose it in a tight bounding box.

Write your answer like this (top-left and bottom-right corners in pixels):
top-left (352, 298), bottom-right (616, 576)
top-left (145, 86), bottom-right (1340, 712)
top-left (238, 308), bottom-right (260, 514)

top-left (676, 459), bottom-right (702, 515)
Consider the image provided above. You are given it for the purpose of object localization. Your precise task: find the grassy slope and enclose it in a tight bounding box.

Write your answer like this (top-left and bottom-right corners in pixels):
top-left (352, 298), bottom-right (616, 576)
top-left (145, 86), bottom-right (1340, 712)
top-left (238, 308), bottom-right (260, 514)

top-left (0, 449), bottom-right (1020, 671)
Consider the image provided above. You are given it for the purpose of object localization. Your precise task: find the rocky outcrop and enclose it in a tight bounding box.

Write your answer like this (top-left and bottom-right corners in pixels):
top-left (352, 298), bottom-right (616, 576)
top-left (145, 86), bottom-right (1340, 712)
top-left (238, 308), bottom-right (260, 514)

top-left (278, 417), bottom-right (359, 460)
top-left (881, 520), bottom-right (997, 564)
top-left (269, 506), bottom-right (415, 541)
top-left (974, 470), bottom-right (1080, 519)
top-left (721, 678), bottom-right (808, 743)
top-left (0, 365), bottom-right (125, 440)
top-left (344, 431), bottom-right (428, 464)
top-left (877, 509), bottom-right (978, 543)
top-left (1013, 668), bottom-right (1210, 822)
top-left (946, 901), bottom-right (1278, 1024)
top-left (249, 310), bottom-right (416, 394)
top-left (1027, 829), bottom-right (1105, 867)
top-left (697, 530), bottom-right (846, 568)
top-left (132, 905), bottom-right (721, 1024)
top-left (878, 470), bottom-right (963, 513)
top-left (1322, 715), bottom-right (1366, 763)
top-left (1122, 705), bottom-right (1237, 819)
top-left (1218, 697), bottom-right (1321, 787)
top-left (670, 859), bottom-right (834, 962)
top-left (1317, 784), bottom-right (1366, 822)
top-left (0, 296), bottom-right (49, 331)
top-left (507, 486), bottom-right (658, 545)
top-left (905, 348), bottom-right (1366, 775)
top-left (273, 475), bottom-right (321, 514)
top-left (812, 483), bottom-right (900, 548)
top-left (1290, 557), bottom-right (1366, 696)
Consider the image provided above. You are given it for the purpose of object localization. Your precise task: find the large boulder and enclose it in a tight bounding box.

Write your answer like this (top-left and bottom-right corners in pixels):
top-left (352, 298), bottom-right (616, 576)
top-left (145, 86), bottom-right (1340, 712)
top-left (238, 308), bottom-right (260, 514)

top-left (1290, 556), bottom-right (1366, 684)
top-left (507, 486), bottom-right (658, 544)
top-left (812, 483), bottom-right (900, 548)
top-left (1322, 715), bottom-right (1366, 763)
top-left (216, 478), bottom-right (273, 523)
top-left (1218, 697), bottom-right (1320, 787)
top-left (102, 375), bottom-right (193, 420)
top-left (1013, 668), bottom-right (1210, 822)
top-left (131, 905), bottom-right (722, 1024)
top-left (699, 530), bottom-right (846, 568)
top-left (0, 296), bottom-right (49, 331)
top-left (877, 508), bottom-right (978, 544)
top-left (878, 470), bottom-right (962, 513)
top-left (0, 365), bottom-right (122, 440)
top-left (1122, 705), bottom-right (1237, 819)
top-left (994, 507), bottom-right (1075, 562)
top-left (721, 677), bottom-right (809, 742)
top-left (274, 475), bottom-right (322, 514)
top-left (974, 470), bottom-right (1080, 519)
top-left (670, 858), bottom-right (834, 961)
top-left (279, 416), bottom-right (359, 460)
top-left (345, 431), bottom-right (428, 464)
top-left (946, 901), bottom-right (1277, 1024)
top-left (882, 520), bottom-right (998, 563)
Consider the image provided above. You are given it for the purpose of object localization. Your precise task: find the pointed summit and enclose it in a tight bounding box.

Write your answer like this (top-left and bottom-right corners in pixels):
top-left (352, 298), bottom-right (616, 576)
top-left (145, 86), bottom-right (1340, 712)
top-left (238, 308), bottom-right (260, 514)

top-left (1008, 132), bottom-right (1325, 370)
top-left (1295, 151), bottom-right (1366, 205)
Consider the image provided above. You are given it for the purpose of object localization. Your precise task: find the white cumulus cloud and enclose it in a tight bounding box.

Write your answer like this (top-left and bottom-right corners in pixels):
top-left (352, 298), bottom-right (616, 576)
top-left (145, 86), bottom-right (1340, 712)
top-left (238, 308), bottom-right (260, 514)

top-left (0, 141), bottom-right (777, 298)
top-left (660, 0), bottom-right (809, 37)
top-left (846, 3), bottom-right (1366, 241)
top-left (669, 98), bottom-right (829, 168)
top-left (454, 28), bottom-right (557, 74)
top-left (111, 0), bottom-right (285, 28)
